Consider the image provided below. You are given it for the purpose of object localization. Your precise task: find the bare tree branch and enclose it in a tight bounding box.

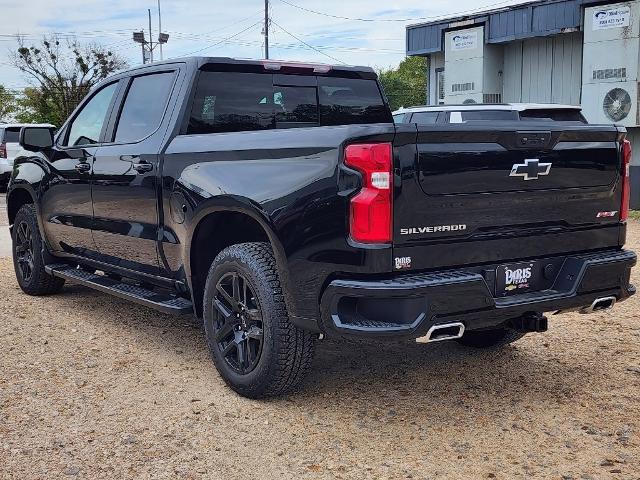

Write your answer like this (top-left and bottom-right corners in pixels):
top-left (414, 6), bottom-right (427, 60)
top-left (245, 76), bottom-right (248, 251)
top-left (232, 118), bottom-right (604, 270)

top-left (12, 34), bottom-right (128, 126)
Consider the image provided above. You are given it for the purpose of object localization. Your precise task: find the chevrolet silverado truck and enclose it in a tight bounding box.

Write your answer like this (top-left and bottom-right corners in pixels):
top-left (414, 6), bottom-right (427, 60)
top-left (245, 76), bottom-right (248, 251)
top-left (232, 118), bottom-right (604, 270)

top-left (6, 57), bottom-right (636, 398)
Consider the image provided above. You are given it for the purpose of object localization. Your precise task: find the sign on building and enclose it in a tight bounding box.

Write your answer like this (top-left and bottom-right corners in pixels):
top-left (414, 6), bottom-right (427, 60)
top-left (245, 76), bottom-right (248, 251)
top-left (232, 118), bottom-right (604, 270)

top-left (451, 31), bottom-right (478, 51)
top-left (592, 6), bottom-right (631, 29)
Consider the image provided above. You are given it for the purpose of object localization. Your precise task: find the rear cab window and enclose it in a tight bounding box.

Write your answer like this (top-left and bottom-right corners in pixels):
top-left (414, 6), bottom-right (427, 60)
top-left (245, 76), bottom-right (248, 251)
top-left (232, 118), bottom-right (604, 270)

top-left (187, 68), bottom-right (391, 135)
top-left (317, 77), bottom-right (391, 126)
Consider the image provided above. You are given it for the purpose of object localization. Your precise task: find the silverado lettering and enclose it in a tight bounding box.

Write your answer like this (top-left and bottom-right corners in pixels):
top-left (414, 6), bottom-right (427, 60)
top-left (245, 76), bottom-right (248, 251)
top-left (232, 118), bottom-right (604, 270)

top-left (400, 225), bottom-right (468, 235)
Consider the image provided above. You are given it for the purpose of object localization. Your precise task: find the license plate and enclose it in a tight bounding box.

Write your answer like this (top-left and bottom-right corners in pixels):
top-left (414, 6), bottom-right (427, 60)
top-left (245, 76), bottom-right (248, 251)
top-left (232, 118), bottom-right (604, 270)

top-left (496, 261), bottom-right (540, 296)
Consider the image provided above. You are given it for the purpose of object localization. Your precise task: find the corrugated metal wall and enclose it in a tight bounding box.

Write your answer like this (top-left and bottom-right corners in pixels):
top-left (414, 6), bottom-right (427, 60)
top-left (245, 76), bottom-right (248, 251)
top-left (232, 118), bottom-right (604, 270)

top-left (551, 33), bottom-right (583, 104)
top-left (522, 38), bottom-right (554, 102)
top-left (407, 0), bottom-right (585, 55)
top-left (502, 32), bottom-right (582, 104)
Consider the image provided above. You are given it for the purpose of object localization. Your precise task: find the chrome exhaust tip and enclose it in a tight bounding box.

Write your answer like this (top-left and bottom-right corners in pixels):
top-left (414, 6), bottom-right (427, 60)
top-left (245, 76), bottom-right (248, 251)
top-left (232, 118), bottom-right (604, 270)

top-left (579, 296), bottom-right (617, 315)
top-left (416, 322), bottom-right (465, 343)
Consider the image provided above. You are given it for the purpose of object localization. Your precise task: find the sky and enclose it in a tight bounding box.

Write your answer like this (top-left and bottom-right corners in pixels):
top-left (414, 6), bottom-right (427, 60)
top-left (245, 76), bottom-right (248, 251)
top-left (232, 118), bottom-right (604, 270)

top-left (0, 0), bottom-right (526, 90)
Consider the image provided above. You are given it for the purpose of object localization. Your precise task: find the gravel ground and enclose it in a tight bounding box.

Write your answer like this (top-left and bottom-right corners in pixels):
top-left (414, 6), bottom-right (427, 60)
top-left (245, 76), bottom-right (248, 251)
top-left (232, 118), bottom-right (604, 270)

top-left (0, 202), bottom-right (639, 479)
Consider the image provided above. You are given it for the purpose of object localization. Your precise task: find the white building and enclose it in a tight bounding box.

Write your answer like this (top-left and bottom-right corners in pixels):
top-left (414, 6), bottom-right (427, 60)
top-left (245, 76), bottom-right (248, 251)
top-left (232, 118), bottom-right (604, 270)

top-left (407, 0), bottom-right (640, 206)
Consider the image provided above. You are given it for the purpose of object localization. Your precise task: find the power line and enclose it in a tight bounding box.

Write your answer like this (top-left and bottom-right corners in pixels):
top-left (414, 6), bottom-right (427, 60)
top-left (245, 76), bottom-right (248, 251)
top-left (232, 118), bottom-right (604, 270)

top-left (166, 10), bottom-right (264, 41)
top-left (277, 0), bottom-right (526, 23)
top-left (175, 20), bottom-right (264, 57)
top-left (271, 20), bottom-right (345, 64)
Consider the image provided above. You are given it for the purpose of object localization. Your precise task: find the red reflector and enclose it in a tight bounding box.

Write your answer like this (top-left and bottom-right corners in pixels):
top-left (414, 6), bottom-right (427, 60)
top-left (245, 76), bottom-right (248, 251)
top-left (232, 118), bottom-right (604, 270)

top-left (0, 143), bottom-right (6, 159)
top-left (621, 139), bottom-right (631, 222)
top-left (344, 143), bottom-right (393, 243)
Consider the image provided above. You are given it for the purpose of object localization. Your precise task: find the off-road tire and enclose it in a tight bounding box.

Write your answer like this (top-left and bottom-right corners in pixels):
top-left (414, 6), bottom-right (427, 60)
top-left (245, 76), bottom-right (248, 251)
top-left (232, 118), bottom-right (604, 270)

top-left (457, 328), bottom-right (526, 349)
top-left (203, 242), bottom-right (315, 398)
top-left (12, 204), bottom-right (65, 295)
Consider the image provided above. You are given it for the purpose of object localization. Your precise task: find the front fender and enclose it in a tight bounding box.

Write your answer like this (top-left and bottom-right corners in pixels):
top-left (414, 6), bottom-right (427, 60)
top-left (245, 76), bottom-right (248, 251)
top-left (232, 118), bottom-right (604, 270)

top-left (6, 155), bottom-right (47, 234)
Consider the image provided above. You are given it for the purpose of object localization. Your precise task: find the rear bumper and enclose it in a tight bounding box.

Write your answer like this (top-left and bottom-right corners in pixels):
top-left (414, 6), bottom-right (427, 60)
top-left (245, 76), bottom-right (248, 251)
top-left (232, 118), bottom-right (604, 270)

top-left (319, 249), bottom-right (636, 339)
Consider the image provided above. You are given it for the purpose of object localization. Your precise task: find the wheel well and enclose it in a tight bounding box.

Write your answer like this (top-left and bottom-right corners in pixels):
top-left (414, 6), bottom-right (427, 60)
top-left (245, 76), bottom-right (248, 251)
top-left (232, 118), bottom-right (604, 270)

top-left (190, 211), bottom-right (270, 317)
top-left (7, 188), bottom-right (34, 226)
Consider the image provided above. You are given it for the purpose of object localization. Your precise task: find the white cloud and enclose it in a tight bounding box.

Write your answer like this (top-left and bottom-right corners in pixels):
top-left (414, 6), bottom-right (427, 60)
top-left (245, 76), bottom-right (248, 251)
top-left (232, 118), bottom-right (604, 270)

top-left (0, 0), bottom-right (525, 88)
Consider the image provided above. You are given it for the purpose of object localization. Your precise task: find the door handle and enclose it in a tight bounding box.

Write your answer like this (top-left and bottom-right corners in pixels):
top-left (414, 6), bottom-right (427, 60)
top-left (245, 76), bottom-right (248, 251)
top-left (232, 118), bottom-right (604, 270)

top-left (75, 161), bottom-right (91, 173)
top-left (132, 160), bottom-right (153, 174)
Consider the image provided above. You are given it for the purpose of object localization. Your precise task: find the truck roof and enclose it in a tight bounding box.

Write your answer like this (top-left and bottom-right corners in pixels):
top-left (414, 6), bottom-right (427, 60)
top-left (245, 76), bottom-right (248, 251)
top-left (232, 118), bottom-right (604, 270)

top-left (111, 56), bottom-right (376, 78)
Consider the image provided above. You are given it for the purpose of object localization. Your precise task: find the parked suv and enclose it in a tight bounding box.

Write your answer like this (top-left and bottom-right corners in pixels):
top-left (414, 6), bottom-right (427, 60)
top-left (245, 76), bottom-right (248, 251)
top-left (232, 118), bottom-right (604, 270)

top-left (393, 103), bottom-right (588, 125)
top-left (0, 123), bottom-right (55, 190)
top-left (6, 58), bottom-right (636, 398)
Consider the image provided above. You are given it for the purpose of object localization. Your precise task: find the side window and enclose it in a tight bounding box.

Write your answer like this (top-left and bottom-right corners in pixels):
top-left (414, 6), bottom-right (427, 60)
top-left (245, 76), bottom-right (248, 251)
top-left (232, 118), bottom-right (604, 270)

top-left (188, 72), bottom-right (274, 134)
top-left (274, 86), bottom-right (319, 128)
top-left (410, 111), bottom-right (440, 125)
top-left (392, 114), bottom-right (406, 123)
top-left (65, 83), bottom-right (118, 146)
top-left (114, 72), bottom-right (176, 143)
top-left (4, 128), bottom-right (22, 142)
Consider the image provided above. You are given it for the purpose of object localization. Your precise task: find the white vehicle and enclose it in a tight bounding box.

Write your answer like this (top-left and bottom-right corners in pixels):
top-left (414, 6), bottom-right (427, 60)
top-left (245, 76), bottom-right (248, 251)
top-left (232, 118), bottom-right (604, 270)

top-left (392, 103), bottom-right (587, 125)
top-left (0, 123), bottom-right (56, 188)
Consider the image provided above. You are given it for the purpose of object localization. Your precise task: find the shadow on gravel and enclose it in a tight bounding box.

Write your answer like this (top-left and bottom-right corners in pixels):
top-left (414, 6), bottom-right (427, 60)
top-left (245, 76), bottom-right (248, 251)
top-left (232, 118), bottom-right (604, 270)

top-left (52, 283), bottom-right (589, 420)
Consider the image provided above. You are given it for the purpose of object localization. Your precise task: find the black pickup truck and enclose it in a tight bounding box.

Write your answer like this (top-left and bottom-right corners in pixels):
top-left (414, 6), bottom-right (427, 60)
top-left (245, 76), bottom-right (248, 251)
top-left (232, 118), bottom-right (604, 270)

top-left (7, 57), bottom-right (636, 398)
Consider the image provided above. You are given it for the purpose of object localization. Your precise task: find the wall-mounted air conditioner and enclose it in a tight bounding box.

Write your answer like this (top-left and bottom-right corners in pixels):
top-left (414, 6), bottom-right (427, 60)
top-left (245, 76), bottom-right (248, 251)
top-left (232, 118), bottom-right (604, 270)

top-left (582, 2), bottom-right (640, 126)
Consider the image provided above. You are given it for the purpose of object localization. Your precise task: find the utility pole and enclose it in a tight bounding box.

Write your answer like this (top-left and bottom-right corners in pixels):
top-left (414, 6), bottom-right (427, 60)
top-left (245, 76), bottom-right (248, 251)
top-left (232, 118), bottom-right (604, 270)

top-left (132, 9), bottom-right (169, 64)
top-left (148, 9), bottom-right (154, 63)
top-left (264, 0), bottom-right (269, 59)
top-left (158, 0), bottom-right (163, 61)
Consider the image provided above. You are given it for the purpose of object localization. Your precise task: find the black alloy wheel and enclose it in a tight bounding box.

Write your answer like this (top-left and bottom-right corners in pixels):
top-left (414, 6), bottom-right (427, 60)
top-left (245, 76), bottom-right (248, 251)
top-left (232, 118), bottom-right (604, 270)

top-left (12, 203), bottom-right (65, 295)
top-left (203, 242), bottom-right (315, 398)
top-left (212, 272), bottom-right (264, 375)
top-left (14, 220), bottom-right (35, 283)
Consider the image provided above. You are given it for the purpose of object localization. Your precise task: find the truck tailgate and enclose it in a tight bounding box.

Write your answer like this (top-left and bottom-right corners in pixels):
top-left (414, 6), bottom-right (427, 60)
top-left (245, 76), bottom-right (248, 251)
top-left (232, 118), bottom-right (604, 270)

top-left (392, 122), bottom-right (626, 270)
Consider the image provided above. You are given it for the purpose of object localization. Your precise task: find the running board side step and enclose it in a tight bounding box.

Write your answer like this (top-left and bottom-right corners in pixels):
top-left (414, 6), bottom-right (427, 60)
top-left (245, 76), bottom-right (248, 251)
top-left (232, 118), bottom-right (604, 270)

top-left (45, 264), bottom-right (194, 316)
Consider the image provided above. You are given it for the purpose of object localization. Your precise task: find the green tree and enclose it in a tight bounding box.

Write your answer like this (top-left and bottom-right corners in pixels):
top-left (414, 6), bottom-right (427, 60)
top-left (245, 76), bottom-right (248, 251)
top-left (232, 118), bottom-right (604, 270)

top-left (378, 56), bottom-right (427, 111)
top-left (0, 85), bottom-right (17, 122)
top-left (12, 35), bottom-right (127, 126)
top-left (14, 87), bottom-right (55, 124)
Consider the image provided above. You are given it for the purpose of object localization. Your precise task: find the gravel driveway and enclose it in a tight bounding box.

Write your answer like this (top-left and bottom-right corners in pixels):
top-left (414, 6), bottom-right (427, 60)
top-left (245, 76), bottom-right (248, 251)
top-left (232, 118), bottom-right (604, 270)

top-left (0, 212), bottom-right (639, 479)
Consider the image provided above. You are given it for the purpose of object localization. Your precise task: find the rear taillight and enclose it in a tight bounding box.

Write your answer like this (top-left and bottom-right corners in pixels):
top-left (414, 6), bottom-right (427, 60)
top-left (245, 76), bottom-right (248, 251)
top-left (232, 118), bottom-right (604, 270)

top-left (344, 143), bottom-right (393, 243)
top-left (621, 138), bottom-right (631, 222)
top-left (0, 143), bottom-right (6, 159)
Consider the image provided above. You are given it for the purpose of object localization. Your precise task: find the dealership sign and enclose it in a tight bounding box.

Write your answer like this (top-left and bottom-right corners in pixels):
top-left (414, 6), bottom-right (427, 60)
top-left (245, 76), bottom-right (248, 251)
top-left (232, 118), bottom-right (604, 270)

top-left (451, 32), bottom-right (478, 51)
top-left (593, 6), bottom-right (630, 30)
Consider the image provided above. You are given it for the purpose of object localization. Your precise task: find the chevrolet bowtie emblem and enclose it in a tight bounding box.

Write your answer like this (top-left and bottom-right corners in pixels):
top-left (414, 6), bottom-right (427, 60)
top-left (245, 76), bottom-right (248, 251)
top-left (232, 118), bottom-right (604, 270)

top-left (510, 159), bottom-right (552, 181)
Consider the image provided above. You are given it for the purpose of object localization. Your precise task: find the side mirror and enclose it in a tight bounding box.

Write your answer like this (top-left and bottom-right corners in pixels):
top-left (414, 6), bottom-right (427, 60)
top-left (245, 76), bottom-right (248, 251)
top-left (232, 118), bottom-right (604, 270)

top-left (19, 127), bottom-right (54, 152)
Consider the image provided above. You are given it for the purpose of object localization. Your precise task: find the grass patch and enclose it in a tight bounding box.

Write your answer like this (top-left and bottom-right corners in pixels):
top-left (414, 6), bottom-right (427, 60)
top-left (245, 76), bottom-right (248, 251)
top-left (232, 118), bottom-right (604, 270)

top-left (629, 211), bottom-right (640, 220)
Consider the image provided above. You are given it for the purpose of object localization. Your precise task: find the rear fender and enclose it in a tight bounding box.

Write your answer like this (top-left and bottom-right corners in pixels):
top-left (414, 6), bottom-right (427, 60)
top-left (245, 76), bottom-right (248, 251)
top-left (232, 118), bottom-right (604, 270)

top-left (184, 196), bottom-right (295, 315)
